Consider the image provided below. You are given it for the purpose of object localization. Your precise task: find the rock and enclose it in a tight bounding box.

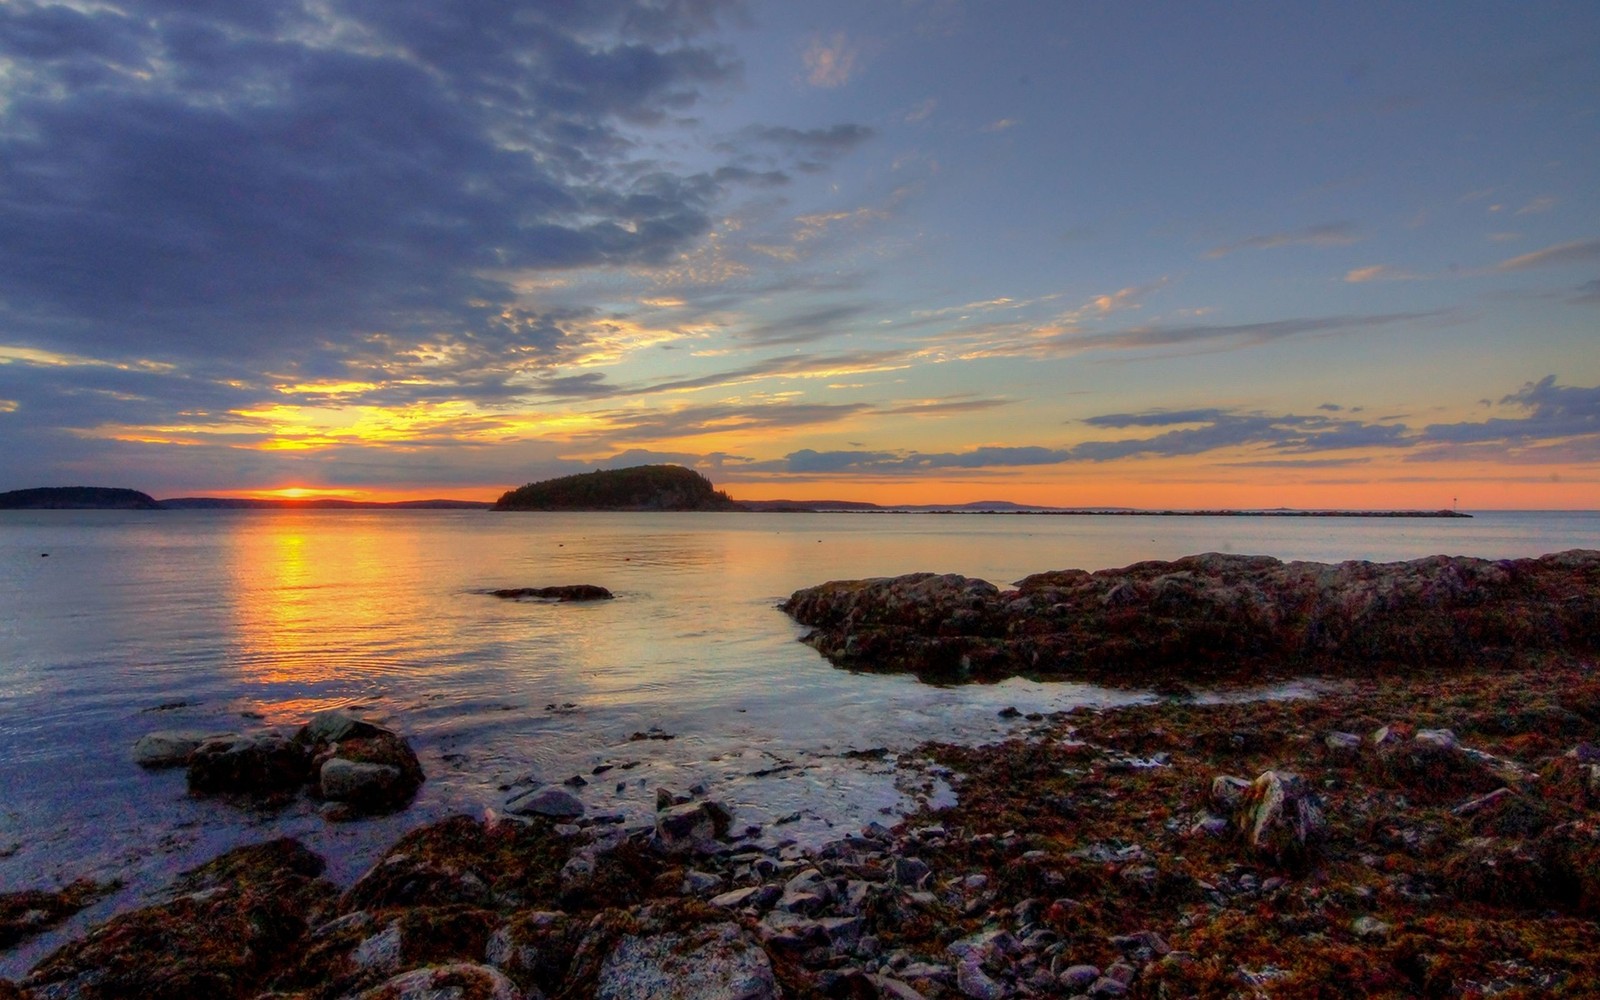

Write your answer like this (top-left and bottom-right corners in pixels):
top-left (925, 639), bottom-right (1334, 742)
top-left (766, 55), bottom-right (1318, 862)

top-left (345, 962), bottom-right (525, 1000)
top-left (489, 585), bottom-right (614, 601)
top-left (868, 974), bottom-right (931, 999)
top-left (507, 786), bottom-right (585, 819)
top-left (1059, 964), bottom-right (1100, 990)
top-left (22, 839), bottom-right (335, 1000)
top-left (654, 802), bottom-right (729, 854)
top-left (1234, 770), bottom-right (1326, 863)
top-left (296, 709), bottom-right (388, 747)
top-left (0, 877), bottom-right (120, 949)
top-left (1537, 746), bottom-right (1600, 810)
top-left (187, 732), bottom-right (311, 797)
top-left (1351, 915), bottom-right (1391, 940)
top-left (593, 921), bottom-right (777, 1000)
top-left (780, 551), bottom-right (1600, 686)
top-left (311, 728), bottom-right (425, 815)
top-left (954, 954), bottom-right (1006, 999)
top-left (1209, 774), bottom-right (1253, 812)
top-left (132, 730), bottom-right (236, 769)
top-left (1322, 731), bottom-right (1362, 758)
top-left (485, 910), bottom-right (583, 996)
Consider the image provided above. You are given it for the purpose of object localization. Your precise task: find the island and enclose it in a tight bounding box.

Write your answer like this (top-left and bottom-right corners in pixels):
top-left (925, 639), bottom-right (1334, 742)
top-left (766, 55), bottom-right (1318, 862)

top-left (0, 486), bottom-right (162, 510)
top-left (492, 464), bottom-right (742, 512)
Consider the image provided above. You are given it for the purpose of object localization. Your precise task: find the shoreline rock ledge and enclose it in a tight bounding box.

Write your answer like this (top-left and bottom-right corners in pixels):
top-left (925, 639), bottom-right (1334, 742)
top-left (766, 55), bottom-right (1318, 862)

top-left (780, 550), bottom-right (1600, 685)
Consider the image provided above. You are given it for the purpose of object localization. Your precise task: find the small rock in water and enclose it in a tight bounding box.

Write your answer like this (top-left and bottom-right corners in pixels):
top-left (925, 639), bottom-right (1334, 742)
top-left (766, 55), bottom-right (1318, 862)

top-left (132, 730), bottom-right (236, 769)
top-left (506, 786), bottom-right (585, 819)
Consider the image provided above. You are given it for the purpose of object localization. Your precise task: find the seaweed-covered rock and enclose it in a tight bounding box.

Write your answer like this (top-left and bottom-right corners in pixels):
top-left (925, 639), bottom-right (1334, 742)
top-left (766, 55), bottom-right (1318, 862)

top-left (22, 839), bottom-right (335, 1000)
top-left (782, 550), bottom-right (1600, 685)
top-left (488, 585), bottom-right (613, 602)
top-left (0, 877), bottom-right (120, 949)
top-left (345, 962), bottom-right (525, 1000)
top-left (311, 733), bottom-right (425, 816)
top-left (1233, 770), bottom-right (1325, 864)
top-left (187, 732), bottom-right (311, 798)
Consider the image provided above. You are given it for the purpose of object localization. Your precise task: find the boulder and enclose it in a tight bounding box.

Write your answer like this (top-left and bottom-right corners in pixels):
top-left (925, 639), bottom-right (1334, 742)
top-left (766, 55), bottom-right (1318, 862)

top-left (311, 729), bottom-right (425, 815)
top-left (296, 709), bottom-right (389, 747)
top-left (0, 877), bottom-right (120, 949)
top-left (345, 962), bottom-right (525, 1000)
top-left (1233, 770), bottom-right (1326, 863)
top-left (187, 732), bottom-right (311, 797)
top-left (133, 730), bottom-right (237, 769)
top-left (593, 921), bottom-right (777, 1000)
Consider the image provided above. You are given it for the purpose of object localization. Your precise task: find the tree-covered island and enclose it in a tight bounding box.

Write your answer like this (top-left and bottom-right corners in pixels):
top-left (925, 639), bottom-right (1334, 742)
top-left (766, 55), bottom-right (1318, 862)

top-left (492, 465), bottom-right (742, 512)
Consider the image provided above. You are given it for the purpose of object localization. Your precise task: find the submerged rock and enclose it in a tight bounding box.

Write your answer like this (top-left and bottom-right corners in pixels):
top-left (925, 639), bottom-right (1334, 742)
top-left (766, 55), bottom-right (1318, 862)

top-left (488, 585), bottom-right (614, 602)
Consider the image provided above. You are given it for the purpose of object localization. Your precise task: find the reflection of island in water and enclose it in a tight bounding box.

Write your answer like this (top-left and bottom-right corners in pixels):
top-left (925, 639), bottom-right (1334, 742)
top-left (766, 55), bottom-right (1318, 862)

top-left (2, 466), bottom-right (1472, 516)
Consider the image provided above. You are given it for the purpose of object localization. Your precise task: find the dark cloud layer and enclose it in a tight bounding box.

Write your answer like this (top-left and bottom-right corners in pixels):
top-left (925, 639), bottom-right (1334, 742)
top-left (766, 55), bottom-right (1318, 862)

top-left (0, 0), bottom-right (755, 369)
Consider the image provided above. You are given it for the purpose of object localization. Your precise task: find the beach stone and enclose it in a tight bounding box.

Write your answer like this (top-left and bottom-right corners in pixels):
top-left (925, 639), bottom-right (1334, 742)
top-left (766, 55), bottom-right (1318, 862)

top-left (654, 802), bottom-right (727, 854)
top-left (954, 954), bottom-right (1006, 999)
top-left (868, 974), bottom-right (930, 999)
top-left (594, 921), bottom-right (777, 1000)
top-left (1322, 731), bottom-right (1362, 758)
top-left (1235, 770), bottom-right (1326, 863)
top-left (187, 731), bottom-right (311, 797)
top-left (1209, 775), bottom-right (1252, 812)
top-left (133, 730), bottom-right (236, 768)
top-left (507, 786), bottom-right (585, 819)
top-left (1059, 964), bottom-right (1101, 990)
top-left (345, 962), bottom-right (524, 1000)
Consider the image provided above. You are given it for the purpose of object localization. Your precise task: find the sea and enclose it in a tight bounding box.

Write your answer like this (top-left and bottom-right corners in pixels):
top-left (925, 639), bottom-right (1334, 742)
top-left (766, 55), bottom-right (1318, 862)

top-left (1, 508), bottom-right (1597, 974)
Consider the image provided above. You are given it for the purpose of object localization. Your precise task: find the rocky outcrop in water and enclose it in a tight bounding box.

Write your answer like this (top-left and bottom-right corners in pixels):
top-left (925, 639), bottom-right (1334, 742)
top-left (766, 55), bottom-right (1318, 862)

top-left (487, 586), bottom-right (614, 602)
top-left (131, 710), bottom-right (424, 818)
top-left (781, 550), bottom-right (1600, 684)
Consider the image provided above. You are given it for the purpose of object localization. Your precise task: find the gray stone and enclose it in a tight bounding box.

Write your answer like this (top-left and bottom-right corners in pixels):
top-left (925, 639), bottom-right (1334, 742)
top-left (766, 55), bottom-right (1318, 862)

top-left (319, 758), bottom-right (403, 803)
top-left (1236, 770), bottom-right (1326, 862)
top-left (1059, 964), bottom-right (1100, 990)
top-left (1351, 915), bottom-right (1391, 940)
top-left (596, 923), bottom-right (777, 1000)
top-left (132, 730), bottom-right (235, 769)
top-left (186, 731), bottom-right (310, 796)
top-left (955, 955), bottom-right (1007, 1000)
top-left (298, 709), bottom-right (384, 747)
top-left (868, 975), bottom-right (930, 1000)
top-left (507, 786), bottom-right (585, 819)
top-left (655, 802), bottom-right (718, 854)
top-left (1209, 774), bottom-right (1252, 812)
top-left (1323, 731), bottom-right (1362, 756)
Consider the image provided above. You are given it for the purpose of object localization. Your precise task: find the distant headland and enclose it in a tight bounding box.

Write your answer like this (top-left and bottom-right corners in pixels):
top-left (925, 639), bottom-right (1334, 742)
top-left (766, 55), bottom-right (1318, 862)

top-left (492, 465), bottom-right (740, 511)
top-left (1, 467), bottom-right (1472, 517)
top-left (0, 486), bottom-right (162, 510)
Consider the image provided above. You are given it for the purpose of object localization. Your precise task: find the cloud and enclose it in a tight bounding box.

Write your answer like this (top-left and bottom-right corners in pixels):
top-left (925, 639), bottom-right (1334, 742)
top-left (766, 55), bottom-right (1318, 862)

top-left (1493, 239), bottom-right (1600, 271)
top-left (736, 304), bottom-right (871, 345)
top-left (1204, 223), bottom-right (1359, 259)
top-left (1575, 279), bottom-right (1600, 305)
top-left (981, 118), bottom-right (1019, 132)
top-left (0, 0), bottom-right (744, 368)
top-left (1022, 311), bottom-right (1438, 360)
top-left (878, 396), bottom-right (1011, 417)
top-left (1515, 197), bottom-right (1557, 215)
top-left (1417, 376), bottom-right (1599, 448)
top-left (741, 124), bottom-right (876, 160)
top-left (905, 98), bottom-right (938, 123)
top-left (803, 31), bottom-right (860, 87)
top-left (1345, 264), bottom-right (1423, 283)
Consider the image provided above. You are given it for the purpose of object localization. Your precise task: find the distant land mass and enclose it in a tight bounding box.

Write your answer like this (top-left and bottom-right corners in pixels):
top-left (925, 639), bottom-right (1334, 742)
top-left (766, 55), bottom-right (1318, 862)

top-left (493, 464), bottom-right (740, 511)
top-left (159, 497), bottom-right (493, 510)
top-left (0, 486), bottom-right (162, 510)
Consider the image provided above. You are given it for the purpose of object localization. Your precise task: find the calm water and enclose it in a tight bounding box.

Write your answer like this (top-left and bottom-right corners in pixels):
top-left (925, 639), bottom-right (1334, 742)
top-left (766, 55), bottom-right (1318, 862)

top-left (1, 508), bottom-right (1597, 972)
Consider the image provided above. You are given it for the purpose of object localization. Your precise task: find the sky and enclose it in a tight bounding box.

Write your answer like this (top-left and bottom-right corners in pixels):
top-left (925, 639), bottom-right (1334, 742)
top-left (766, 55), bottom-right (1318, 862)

top-left (0, 1), bottom-right (1597, 508)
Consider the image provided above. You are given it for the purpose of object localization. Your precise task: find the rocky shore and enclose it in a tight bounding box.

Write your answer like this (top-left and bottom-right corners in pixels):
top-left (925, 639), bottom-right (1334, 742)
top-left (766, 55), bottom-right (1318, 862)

top-left (4, 552), bottom-right (1599, 998)
top-left (781, 550), bottom-right (1600, 685)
